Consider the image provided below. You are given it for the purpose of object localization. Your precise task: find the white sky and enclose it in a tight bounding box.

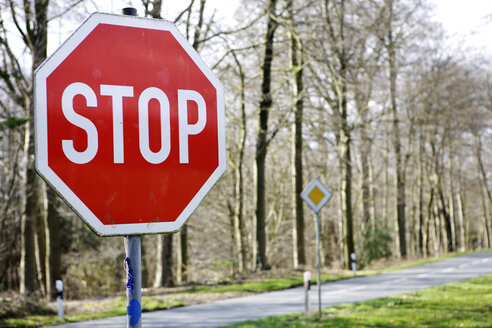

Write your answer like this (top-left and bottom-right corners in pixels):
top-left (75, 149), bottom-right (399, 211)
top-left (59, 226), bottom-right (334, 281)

top-left (46, 1), bottom-right (492, 59)
top-left (47, 0), bottom-right (238, 55)
top-left (430, 0), bottom-right (492, 56)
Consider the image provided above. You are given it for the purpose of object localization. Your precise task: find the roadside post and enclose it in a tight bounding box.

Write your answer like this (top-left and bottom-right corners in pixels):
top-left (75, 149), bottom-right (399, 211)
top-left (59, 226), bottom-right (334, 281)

top-left (301, 178), bottom-right (332, 318)
top-left (303, 271), bottom-right (312, 316)
top-left (124, 235), bottom-right (142, 327)
top-left (55, 280), bottom-right (64, 321)
top-left (34, 7), bottom-right (225, 328)
top-left (120, 9), bottom-right (142, 328)
top-left (351, 253), bottom-right (357, 277)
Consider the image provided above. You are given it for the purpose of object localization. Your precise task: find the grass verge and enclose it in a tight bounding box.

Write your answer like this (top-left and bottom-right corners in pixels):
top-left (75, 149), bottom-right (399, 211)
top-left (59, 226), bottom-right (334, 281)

top-left (0, 273), bottom-right (349, 328)
top-left (183, 272), bottom-right (356, 295)
top-left (0, 296), bottom-right (186, 328)
top-left (226, 273), bottom-right (492, 328)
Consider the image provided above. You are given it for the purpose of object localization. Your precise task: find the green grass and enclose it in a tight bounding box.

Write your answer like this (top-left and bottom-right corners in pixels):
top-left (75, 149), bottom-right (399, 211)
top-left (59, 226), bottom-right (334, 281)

top-left (226, 273), bottom-right (492, 328)
top-left (0, 296), bottom-right (186, 328)
top-left (184, 273), bottom-right (355, 295)
top-left (368, 251), bottom-right (472, 274)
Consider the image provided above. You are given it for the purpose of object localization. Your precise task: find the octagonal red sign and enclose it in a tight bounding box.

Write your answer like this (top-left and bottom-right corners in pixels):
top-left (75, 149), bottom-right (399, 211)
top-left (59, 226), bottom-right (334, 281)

top-left (35, 13), bottom-right (225, 236)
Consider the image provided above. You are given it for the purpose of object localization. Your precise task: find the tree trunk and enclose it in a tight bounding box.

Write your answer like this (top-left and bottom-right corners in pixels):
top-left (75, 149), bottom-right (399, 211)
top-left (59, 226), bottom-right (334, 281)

top-left (417, 129), bottom-right (425, 256)
top-left (154, 234), bottom-right (174, 287)
top-left (337, 57), bottom-right (354, 269)
top-left (339, 61), bottom-right (354, 269)
top-left (424, 187), bottom-right (434, 256)
top-left (457, 185), bottom-right (466, 252)
top-left (20, 0), bottom-right (50, 297)
top-left (433, 203), bottom-right (440, 254)
top-left (287, 0), bottom-right (305, 268)
top-left (340, 127), bottom-right (354, 269)
top-left (144, 0), bottom-right (162, 18)
top-left (154, 235), bottom-right (163, 287)
top-left (321, 0), bottom-right (354, 270)
top-left (358, 118), bottom-right (371, 234)
top-left (45, 188), bottom-right (62, 300)
top-left (383, 123), bottom-right (390, 225)
top-left (162, 235), bottom-right (174, 287)
top-left (438, 185), bottom-right (454, 252)
top-left (474, 134), bottom-right (492, 248)
top-left (232, 122), bottom-right (247, 274)
top-left (255, 0), bottom-right (278, 271)
top-left (354, 84), bottom-right (372, 231)
top-left (479, 182), bottom-right (491, 248)
top-left (368, 156), bottom-right (376, 228)
top-left (20, 95), bottom-right (39, 297)
top-left (386, 0), bottom-right (407, 257)
top-left (337, 163), bottom-right (345, 266)
top-left (448, 154), bottom-right (458, 252)
top-left (178, 227), bottom-right (189, 282)
top-left (231, 50), bottom-right (248, 273)
top-left (141, 236), bottom-right (149, 287)
top-left (35, 191), bottom-right (46, 297)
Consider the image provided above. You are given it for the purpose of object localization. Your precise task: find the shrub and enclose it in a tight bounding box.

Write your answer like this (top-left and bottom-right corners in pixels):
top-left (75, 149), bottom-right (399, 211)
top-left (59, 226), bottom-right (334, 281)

top-left (361, 219), bottom-right (393, 266)
top-left (64, 251), bottom-right (125, 299)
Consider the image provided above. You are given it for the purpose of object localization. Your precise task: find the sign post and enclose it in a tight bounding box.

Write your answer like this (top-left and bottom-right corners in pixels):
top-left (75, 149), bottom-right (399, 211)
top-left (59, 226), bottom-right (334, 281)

top-left (125, 235), bottom-right (142, 327)
top-left (121, 8), bottom-right (142, 328)
top-left (122, 7), bottom-right (142, 328)
top-left (34, 8), bottom-right (225, 327)
top-left (301, 177), bottom-right (332, 318)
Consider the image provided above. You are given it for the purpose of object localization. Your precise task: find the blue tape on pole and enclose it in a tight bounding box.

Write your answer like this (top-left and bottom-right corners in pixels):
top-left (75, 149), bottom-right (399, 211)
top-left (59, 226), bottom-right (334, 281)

top-left (127, 299), bottom-right (141, 325)
top-left (124, 257), bottom-right (135, 295)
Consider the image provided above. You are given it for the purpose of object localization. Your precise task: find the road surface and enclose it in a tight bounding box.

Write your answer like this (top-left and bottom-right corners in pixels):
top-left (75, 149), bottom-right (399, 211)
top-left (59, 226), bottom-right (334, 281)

top-left (52, 250), bottom-right (492, 328)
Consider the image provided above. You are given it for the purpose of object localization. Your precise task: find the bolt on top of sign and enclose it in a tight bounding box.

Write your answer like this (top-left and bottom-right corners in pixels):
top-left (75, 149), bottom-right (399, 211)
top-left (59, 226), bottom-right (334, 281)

top-left (35, 13), bottom-right (225, 236)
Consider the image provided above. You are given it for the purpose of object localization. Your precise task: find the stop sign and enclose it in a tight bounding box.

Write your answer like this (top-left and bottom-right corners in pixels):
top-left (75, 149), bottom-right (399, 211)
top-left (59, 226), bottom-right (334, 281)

top-left (35, 13), bottom-right (225, 236)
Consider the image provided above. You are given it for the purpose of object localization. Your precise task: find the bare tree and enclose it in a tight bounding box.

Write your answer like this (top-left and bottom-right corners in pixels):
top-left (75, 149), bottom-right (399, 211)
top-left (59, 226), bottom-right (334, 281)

top-left (228, 48), bottom-right (249, 273)
top-left (0, 0), bottom-right (51, 297)
top-left (254, 0), bottom-right (278, 271)
top-left (286, 0), bottom-right (306, 268)
top-left (384, 0), bottom-right (407, 257)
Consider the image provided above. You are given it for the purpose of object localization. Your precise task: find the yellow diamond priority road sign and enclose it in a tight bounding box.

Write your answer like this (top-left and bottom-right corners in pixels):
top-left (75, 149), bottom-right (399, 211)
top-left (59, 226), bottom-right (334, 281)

top-left (301, 178), bottom-right (332, 213)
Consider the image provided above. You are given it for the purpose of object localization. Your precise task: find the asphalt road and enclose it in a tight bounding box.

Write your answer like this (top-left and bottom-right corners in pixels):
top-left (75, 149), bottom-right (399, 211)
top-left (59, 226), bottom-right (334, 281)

top-left (52, 251), bottom-right (492, 328)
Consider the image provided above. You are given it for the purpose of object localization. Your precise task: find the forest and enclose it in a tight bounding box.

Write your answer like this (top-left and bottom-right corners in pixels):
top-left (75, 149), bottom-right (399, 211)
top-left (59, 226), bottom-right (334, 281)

top-left (1, 0), bottom-right (492, 301)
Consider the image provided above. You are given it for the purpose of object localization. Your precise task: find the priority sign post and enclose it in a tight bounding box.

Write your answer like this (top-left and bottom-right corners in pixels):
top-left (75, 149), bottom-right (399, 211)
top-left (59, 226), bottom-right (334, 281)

top-left (34, 10), bottom-right (225, 327)
top-left (301, 178), bottom-right (332, 317)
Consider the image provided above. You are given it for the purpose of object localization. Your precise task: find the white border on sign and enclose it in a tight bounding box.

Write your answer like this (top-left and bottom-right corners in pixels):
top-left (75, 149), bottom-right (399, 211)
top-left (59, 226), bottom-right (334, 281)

top-left (300, 177), bottom-right (332, 213)
top-left (34, 12), bottom-right (226, 236)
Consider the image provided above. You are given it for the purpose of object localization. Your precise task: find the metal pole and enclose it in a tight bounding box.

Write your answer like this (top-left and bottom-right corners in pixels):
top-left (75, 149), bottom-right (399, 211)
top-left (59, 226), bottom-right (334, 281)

top-left (121, 8), bottom-right (141, 328)
top-left (315, 211), bottom-right (322, 318)
top-left (125, 236), bottom-right (142, 328)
